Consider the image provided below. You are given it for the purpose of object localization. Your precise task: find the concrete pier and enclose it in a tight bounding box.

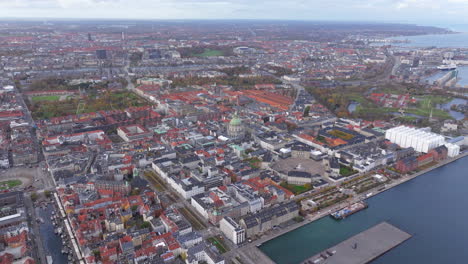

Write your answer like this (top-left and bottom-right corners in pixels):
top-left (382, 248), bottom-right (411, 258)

top-left (301, 222), bottom-right (411, 264)
top-left (243, 152), bottom-right (467, 264)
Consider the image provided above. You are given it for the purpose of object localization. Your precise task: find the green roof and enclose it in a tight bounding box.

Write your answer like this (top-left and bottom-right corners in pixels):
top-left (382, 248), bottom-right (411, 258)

top-left (154, 129), bottom-right (167, 134)
top-left (230, 144), bottom-right (244, 151)
top-left (230, 113), bottom-right (242, 126)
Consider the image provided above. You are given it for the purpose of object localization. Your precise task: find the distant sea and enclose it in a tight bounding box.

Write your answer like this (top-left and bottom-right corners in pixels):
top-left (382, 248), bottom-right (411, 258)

top-left (389, 32), bottom-right (468, 88)
top-left (389, 32), bottom-right (468, 48)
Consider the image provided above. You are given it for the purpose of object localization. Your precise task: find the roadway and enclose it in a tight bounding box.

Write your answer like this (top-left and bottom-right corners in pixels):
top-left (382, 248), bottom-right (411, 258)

top-left (123, 58), bottom-right (135, 91)
top-left (0, 163), bottom-right (55, 191)
top-left (143, 169), bottom-right (212, 233)
top-left (286, 80), bottom-right (306, 111)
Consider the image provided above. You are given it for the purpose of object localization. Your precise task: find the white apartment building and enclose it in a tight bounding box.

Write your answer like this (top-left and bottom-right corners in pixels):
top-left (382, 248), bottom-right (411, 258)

top-left (219, 217), bottom-right (245, 245)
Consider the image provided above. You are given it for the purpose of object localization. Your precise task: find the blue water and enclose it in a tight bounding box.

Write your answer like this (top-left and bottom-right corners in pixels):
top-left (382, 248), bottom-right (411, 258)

top-left (425, 67), bottom-right (468, 100)
top-left (389, 33), bottom-right (468, 48)
top-left (424, 71), bottom-right (447, 85)
top-left (260, 156), bottom-right (468, 264)
top-left (437, 98), bottom-right (467, 120)
top-left (347, 101), bottom-right (359, 113)
top-left (38, 204), bottom-right (69, 264)
top-left (388, 33), bottom-right (468, 88)
top-left (456, 67), bottom-right (468, 88)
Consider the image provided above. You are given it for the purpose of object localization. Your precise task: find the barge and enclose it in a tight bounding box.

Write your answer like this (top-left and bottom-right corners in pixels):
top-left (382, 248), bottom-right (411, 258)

top-left (331, 201), bottom-right (368, 220)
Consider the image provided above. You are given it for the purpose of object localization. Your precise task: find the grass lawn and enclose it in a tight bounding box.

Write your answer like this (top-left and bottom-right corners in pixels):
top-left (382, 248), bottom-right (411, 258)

top-left (244, 157), bottom-right (261, 169)
top-left (192, 49), bottom-right (224, 57)
top-left (280, 182), bottom-right (313, 195)
top-left (207, 236), bottom-right (230, 253)
top-left (328, 129), bottom-right (355, 140)
top-left (417, 95), bottom-right (452, 106)
top-left (355, 105), bottom-right (452, 119)
top-left (339, 165), bottom-right (357, 177)
top-left (30, 91), bottom-right (149, 119)
top-left (347, 93), bottom-right (368, 103)
top-left (31, 95), bottom-right (61, 102)
top-left (397, 115), bottom-right (418, 122)
top-left (405, 108), bottom-right (451, 119)
top-left (0, 180), bottom-right (22, 190)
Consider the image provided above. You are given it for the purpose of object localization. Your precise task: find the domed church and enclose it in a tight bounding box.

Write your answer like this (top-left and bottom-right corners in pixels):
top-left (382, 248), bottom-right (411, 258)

top-left (227, 112), bottom-right (245, 139)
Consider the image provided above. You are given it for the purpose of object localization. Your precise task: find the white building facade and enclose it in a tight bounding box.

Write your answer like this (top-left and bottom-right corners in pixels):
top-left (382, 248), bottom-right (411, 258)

top-left (219, 217), bottom-right (245, 245)
top-left (385, 126), bottom-right (445, 153)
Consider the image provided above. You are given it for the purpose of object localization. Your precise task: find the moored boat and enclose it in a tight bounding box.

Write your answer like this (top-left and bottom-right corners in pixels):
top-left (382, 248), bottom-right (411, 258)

top-left (331, 201), bottom-right (368, 220)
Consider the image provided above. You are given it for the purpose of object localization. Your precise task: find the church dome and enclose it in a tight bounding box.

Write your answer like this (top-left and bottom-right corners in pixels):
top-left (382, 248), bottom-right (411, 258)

top-left (230, 114), bottom-right (242, 126)
top-left (227, 112), bottom-right (245, 139)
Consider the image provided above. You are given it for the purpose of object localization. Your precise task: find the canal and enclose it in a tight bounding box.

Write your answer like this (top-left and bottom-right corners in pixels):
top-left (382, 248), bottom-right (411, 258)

top-left (260, 155), bottom-right (468, 264)
top-left (37, 203), bottom-right (69, 264)
top-left (437, 98), bottom-right (467, 121)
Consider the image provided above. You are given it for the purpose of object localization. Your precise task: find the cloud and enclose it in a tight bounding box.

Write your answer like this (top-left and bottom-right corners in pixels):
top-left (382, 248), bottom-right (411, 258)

top-left (0, 0), bottom-right (466, 23)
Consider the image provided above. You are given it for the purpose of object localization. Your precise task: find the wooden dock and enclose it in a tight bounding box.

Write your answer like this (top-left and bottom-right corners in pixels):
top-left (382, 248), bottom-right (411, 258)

top-left (301, 222), bottom-right (411, 264)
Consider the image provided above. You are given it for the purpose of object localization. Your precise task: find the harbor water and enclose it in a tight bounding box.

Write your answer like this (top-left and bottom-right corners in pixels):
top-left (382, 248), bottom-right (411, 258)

top-left (37, 204), bottom-right (69, 264)
top-left (388, 32), bottom-right (468, 89)
top-left (260, 155), bottom-right (468, 264)
top-left (455, 67), bottom-right (468, 87)
top-left (437, 98), bottom-right (467, 121)
top-left (424, 66), bottom-right (468, 91)
top-left (389, 32), bottom-right (468, 48)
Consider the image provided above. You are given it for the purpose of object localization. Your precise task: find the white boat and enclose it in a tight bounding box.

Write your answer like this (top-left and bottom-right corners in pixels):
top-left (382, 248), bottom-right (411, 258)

top-left (437, 64), bottom-right (457, 70)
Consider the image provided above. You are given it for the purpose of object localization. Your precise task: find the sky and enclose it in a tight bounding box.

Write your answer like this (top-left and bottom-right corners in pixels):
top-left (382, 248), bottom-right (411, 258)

top-left (0, 0), bottom-right (467, 26)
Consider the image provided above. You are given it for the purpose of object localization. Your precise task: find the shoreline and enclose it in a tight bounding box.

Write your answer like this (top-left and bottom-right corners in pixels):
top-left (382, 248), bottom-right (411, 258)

top-left (363, 151), bottom-right (468, 200)
top-left (243, 151), bottom-right (468, 263)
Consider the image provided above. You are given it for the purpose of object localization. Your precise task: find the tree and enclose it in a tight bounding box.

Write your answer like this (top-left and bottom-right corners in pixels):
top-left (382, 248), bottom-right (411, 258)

top-left (139, 221), bottom-right (151, 229)
top-left (92, 250), bottom-right (101, 259)
top-left (180, 251), bottom-right (188, 261)
top-left (44, 190), bottom-right (52, 198)
top-left (30, 192), bottom-right (38, 202)
top-left (294, 216), bottom-right (304, 222)
top-left (303, 106), bottom-right (310, 117)
top-left (316, 135), bottom-right (326, 143)
top-left (129, 52), bottom-right (143, 66)
top-left (130, 188), bottom-right (140, 196)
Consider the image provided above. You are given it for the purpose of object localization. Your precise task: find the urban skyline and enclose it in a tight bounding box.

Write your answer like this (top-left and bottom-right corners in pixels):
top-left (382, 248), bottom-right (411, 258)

top-left (0, 5), bottom-right (467, 264)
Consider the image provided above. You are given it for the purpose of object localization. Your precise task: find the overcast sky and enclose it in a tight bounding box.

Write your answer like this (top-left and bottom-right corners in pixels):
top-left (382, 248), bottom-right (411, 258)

top-left (0, 0), bottom-right (467, 26)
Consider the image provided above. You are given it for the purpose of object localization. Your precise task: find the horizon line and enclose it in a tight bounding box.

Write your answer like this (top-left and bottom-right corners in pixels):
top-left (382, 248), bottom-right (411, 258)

top-left (0, 17), bottom-right (435, 26)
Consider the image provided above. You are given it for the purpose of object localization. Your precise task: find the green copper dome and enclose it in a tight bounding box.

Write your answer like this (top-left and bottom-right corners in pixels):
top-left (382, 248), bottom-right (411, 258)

top-left (230, 113), bottom-right (242, 126)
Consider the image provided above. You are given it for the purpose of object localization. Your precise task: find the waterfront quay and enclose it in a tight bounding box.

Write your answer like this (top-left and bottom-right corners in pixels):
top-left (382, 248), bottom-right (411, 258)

top-left (301, 222), bottom-right (411, 264)
top-left (242, 151), bottom-right (468, 264)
